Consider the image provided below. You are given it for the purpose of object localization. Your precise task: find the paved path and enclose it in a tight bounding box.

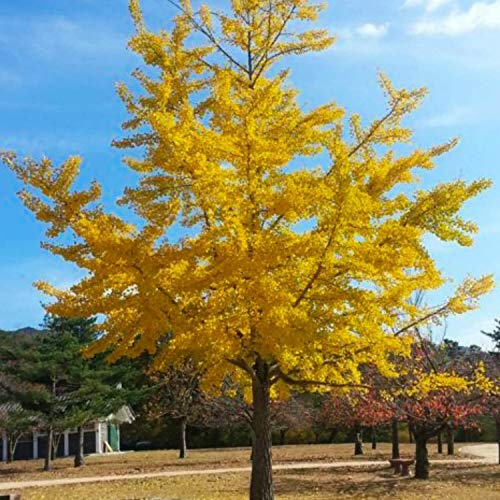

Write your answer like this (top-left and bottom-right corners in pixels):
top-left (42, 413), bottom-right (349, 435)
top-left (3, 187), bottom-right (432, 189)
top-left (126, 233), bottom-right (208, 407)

top-left (460, 443), bottom-right (497, 463)
top-left (0, 444), bottom-right (496, 491)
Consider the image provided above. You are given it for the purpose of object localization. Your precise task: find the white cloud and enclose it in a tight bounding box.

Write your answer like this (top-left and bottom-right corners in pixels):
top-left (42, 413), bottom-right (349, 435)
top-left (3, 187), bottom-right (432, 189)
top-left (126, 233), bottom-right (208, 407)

top-left (421, 106), bottom-right (475, 127)
top-left (2, 133), bottom-right (109, 155)
top-left (404, 0), bottom-right (455, 12)
top-left (412, 1), bottom-right (500, 35)
top-left (355, 23), bottom-right (389, 38)
top-left (0, 15), bottom-right (128, 63)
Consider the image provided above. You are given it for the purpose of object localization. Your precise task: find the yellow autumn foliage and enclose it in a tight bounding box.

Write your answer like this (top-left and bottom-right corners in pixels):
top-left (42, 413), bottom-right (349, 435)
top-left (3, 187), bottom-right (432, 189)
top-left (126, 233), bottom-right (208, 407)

top-left (1, 0), bottom-right (493, 398)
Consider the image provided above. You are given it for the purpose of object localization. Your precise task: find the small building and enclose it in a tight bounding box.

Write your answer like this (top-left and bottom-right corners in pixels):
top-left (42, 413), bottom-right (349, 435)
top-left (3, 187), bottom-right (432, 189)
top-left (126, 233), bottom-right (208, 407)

top-left (0, 405), bottom-right (135, 462)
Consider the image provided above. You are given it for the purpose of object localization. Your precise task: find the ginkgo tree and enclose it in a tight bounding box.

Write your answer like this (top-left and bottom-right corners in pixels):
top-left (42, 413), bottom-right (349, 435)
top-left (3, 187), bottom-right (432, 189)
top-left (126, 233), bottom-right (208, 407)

top-left (1, 0), bottom-right (494, 498)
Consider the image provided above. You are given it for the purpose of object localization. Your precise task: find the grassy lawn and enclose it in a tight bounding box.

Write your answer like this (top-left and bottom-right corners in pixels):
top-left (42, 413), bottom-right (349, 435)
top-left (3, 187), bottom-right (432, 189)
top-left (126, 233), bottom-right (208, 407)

top-left (0, 442), bottom-right (473, 483)
top-left (15, 463), bottom-right (500, 500)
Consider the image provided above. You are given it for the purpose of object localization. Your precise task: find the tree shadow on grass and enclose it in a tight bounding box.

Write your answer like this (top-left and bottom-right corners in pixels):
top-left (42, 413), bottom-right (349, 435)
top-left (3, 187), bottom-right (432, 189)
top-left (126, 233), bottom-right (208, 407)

top-left (273, 464), bottom-right (500, 498)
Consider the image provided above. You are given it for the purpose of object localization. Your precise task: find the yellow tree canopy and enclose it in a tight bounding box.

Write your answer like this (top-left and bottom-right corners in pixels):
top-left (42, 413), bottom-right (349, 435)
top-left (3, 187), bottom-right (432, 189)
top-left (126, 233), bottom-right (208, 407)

top-left (2, 0), bottom-right (493, 396)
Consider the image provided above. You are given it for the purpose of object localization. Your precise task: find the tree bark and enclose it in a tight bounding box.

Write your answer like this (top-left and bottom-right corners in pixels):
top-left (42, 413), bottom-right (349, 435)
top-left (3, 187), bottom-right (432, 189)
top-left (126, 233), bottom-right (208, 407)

top-left (437, 431), bottom-right (443, 454)
top-left (249, 358), bottom-right (273, 500)
top-left (415, 436), bottom-right (429, 479)
top-left (446, 425), bottom-right (454, 456)
top-left (178, 416), bottom-right (188, 459)
top-left (371, 426), bottom-right (377, 450)
top-left (44, 428), bottom-right (54, 472)
top-left (391, 419), bottom-right (400, 459)
top-left (74, 426), bottom-right (85, 467)
top-left (354, 425), bottom-right (363, 455)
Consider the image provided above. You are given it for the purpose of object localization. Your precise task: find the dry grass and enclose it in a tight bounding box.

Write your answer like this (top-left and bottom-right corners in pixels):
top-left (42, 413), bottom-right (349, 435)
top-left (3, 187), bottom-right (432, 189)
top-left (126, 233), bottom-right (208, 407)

top-left (15, 463), bottom-right (500, 500)
top-left (0, 442), bottom-right (470, 483)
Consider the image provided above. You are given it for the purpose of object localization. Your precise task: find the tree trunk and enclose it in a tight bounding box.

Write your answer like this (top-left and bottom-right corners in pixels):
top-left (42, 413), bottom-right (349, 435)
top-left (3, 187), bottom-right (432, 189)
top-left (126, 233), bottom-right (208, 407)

top-left (6, 435), bottom-right (19, 463)
top-left (178, 416), bottom-right (187, 459)
top-left (279, 429), bottom-right (286, 446)
top-left (74, 426), bottom-right (85, 467)
top-left (44, 428), bottom-right (54, 472)
top-left (408, 423), bottom-right (414, 444)
top-left (52, 432), bottom-right (61, 461)
top-left (354, 425), bottom-right (363, 455)
top-left (249, 358), bottom-right (273, 500)
top-left (329, 427), bottom-right (338, 443)
top-left (446, 425), bottom-right (454, 456)
top-left (415, 436), bottom-right (429, 479)
top-left (437, 431), bottom-right (443, 454)
top-left (371, 426), bottom-right (377, 450)
top-left (391, 419), bottom-right (400, 459)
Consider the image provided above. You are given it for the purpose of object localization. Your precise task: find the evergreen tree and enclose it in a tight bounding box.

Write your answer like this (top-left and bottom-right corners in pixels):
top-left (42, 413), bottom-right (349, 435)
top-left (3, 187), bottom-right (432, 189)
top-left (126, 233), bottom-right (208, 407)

top-left (0, 316), bottom-right (128, 470)
top-left (482, 319), bottom-right (500, 351)
top-left (0, 405), bottom-right (37, 462)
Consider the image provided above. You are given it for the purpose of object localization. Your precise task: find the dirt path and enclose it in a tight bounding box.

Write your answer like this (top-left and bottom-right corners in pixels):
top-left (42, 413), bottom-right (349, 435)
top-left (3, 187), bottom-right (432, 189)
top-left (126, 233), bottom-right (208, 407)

top-left (0, 445), bottom-right (495, 492)
top-left (460, 443), bottom-right (498, 463)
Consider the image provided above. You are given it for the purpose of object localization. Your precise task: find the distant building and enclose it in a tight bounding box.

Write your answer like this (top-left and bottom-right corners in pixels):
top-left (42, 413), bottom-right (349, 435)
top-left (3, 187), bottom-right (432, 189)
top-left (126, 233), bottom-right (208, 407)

top-left (0, 405), bottom-right (135, 461)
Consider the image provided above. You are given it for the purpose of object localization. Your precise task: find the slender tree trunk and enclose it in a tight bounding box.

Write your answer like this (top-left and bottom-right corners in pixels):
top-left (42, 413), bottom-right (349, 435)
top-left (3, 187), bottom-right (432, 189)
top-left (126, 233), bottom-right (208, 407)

top-left (329, 427), bottom-right (338, 443)
top-left (44, 428), bottom-right (54, 472)
top-left (415, 436), bottom-right (429, 479)
top-left (249, 358), bottom-right (273, 500)
top-left (52, 432), bottom-right (61, 461)
top-left (354, 425), bottom-right (363, 455)
top-left (371, 426), bottom-right (377, 450)
top-left (279, 429), bottom-right (286, 446)
top-left (178, 416), bottom-right (187, 459)
top-left (391, 419), bottom-right (400, 459)
top-left (6, 435), bottom-right (19, 463)
top-left (446, 425), bottom-right (454, 456)
top-left (437, 431), bottom-right (443, 454)
top-left (74, 426), bottom-right (85, 467)
top-left (408, 423), bottom-right (414, 444)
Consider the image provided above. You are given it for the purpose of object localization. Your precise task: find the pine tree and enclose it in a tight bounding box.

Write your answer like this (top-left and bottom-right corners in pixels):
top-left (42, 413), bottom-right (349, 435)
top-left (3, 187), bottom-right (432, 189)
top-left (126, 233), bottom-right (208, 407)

top-left (0, 405), bottom-right (36, 463)
top-left (0, 316), bottom-right (127, 470)
top-left (482, 319), bottom-right (500, 351)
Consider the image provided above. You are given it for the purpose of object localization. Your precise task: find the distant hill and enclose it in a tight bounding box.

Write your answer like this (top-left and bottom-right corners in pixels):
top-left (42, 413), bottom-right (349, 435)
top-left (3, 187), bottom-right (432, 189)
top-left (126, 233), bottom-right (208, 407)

top-left (0, 326), bottom-right (43, 335)
top-left (0, 327), bottom-right (45, 342)
top-left (4, 327), bottom-right (43, 336)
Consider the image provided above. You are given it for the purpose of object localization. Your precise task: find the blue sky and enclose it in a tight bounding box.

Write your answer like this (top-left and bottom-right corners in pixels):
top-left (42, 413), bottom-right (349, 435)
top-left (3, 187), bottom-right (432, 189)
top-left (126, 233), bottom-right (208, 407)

top-left (0, 0), bottom-right (499, 348)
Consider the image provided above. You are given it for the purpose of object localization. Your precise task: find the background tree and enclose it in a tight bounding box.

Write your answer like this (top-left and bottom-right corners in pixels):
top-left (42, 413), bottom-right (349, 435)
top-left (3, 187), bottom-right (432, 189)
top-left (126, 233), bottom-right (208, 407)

top-left (145, 359), bottom-right (206, 459)
top-left (355, 391), bottom-right (393, 451)
top-left (482, 319), bottom-right (500, 351)
top-left (49, 317), bottom-right (130, 468)
top-left (270, 397), bottom-right (311, 446)
top-left (319, 391), bottom-right (392, 455)
top-left (0, 316), bottom-right (128, 470)
top-left (2, 0), bottom-right (493, 497)
top-left (482, 325), bottom-right (500, 464)
top-left (0, 327), bottom-right (77, 471)
top-left (0, 405), bottom-right (37, 463)
top-left (393, 341), bottom-right (491, 479)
